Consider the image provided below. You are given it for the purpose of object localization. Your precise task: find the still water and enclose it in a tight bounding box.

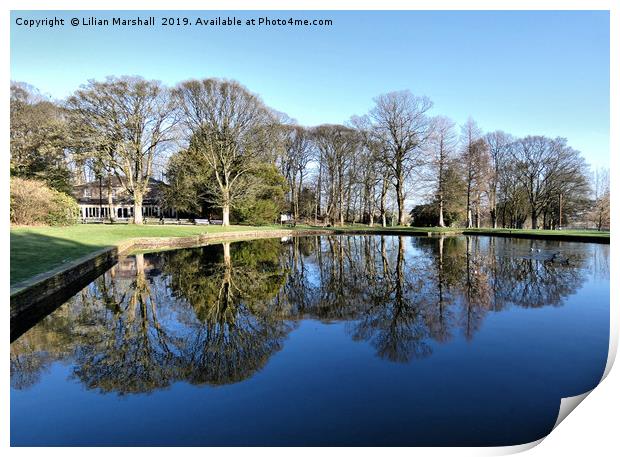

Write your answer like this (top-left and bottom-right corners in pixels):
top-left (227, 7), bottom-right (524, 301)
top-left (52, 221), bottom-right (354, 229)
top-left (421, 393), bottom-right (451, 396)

top-left (10, 235), bottom-right (609, 446)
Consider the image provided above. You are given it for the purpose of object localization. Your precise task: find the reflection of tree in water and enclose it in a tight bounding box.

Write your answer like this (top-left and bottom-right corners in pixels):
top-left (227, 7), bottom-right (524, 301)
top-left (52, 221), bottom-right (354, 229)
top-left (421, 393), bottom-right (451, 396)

top-left (418, 236), bottom-right (589, 339)
top-left (11, 241), bottom-right (293, 393)
top-left (10, 265), bottom-right (136, 390)
top-left (447, 237), bottom-right (588, 311)
top-left (284, 235), bottom-right (464, 361)
top-left (72, 253), bottom-right (182, 393)
top-left (421, 236), bottom-right (458, 343)
top-left (278, 236), bottom-right (319, 319)
top-left (10, 310), bottom-right (75, 390)
top-left (589, 243), bottom-right (610, 280)
top-left (493, 251), bottom-right (587, 310)
top-left (11, 234), bottom-right (597, 393)
top-left (348, 236), bottom-right (432, 362)
top-left (161, 240), bottom-right (293, 386)
top-left (290, 234), bottom-right (590, 357)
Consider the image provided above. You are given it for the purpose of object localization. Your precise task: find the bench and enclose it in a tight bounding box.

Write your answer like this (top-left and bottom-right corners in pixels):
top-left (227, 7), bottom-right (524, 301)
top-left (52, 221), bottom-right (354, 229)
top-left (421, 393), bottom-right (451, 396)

top-left (195, 219), bottom-right (210, 225)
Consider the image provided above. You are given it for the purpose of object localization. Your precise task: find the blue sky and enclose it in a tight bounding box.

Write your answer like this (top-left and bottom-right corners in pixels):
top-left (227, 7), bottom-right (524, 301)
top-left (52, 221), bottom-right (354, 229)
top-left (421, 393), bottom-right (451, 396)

top-left (11, 10), bottom-right (609, 168)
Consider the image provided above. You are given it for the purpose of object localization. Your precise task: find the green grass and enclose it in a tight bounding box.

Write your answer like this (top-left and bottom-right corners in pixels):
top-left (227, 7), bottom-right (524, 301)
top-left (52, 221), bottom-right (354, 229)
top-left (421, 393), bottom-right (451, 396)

top-left (461, 227), bottom-right (610, 238)
top-left (10, 224), bottom-right (278, 286)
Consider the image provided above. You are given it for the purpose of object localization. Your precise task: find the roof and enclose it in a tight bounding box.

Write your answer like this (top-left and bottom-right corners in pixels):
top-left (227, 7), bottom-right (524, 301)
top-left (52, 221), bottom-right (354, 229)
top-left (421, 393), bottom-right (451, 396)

top-left (73, 176), bottom-right (166, 189)
top-left (73, 177), bottom-right (167, 205)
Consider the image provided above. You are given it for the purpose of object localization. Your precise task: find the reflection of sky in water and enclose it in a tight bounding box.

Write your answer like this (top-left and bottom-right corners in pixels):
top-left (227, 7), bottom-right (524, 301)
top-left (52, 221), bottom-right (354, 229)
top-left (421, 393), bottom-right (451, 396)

top-left (10, 235), bottom-right (609, 446)
top-left (303, 261), bottom-right (321, 289)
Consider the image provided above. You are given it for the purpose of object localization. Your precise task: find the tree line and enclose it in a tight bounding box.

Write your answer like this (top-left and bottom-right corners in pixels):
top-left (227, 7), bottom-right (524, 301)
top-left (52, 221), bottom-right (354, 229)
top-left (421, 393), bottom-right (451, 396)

top-left (10, 76), bottom-right (610, 229)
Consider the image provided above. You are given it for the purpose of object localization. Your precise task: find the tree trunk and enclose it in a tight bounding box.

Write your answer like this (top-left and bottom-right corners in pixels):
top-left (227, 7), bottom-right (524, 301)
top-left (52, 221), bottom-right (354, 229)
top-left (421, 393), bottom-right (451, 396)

top-left (222, 187), bottom-right (230, 226)
top-left (328, 171), bottom-right (336, 225)
top-left (531, 209), bottom-right (538, 230)
top-left (491, 194), bottom-right (497, 228)
top-left (380, 177), bottom-right (388, 227)
top-left (296, 176), bottom-right (303, 222)
top-left (466, 183), bottom-right (473, 228)
top-left (339, 176), bottom-right (345, 226)
top-left (291, 185), bottom-right (298, 221)
top-left (438, 155), bottom-right (445, 227)
top-left (133, 192), bottom-right (144, 225)
top-left (438, 197), bottom-right (445, 227)
top-left (315, 162), bottom-right (322, 224)
top-left (396, 184), bottom-right (406, 226)
top-left (222, 204), bottom-right (230, 226)
top-left (107, 174), bottom-right (115, 222)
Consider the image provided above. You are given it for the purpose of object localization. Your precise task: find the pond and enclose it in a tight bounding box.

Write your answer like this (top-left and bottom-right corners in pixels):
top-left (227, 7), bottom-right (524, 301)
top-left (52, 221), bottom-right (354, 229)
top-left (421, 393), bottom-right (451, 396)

top-left (10, 235), bottom-right (609, 446)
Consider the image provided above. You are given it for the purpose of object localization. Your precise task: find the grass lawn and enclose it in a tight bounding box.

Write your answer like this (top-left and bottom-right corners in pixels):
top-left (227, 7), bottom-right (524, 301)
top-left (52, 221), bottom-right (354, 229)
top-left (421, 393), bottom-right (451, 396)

top-left (10, 224), bottom-right (278, 286)
top-left (461, 227), bottom-right (610, 239)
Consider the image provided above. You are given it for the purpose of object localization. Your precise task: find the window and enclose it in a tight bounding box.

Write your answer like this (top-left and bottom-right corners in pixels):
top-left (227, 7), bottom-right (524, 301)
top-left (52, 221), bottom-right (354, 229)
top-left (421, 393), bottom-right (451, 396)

top-left (83, 188), bottom-right (92, 198)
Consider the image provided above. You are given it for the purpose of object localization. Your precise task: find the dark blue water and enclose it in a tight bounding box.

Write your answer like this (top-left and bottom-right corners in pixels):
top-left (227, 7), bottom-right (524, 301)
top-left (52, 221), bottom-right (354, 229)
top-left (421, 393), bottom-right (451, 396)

top-left (10, 235), bottom-right (609, 446)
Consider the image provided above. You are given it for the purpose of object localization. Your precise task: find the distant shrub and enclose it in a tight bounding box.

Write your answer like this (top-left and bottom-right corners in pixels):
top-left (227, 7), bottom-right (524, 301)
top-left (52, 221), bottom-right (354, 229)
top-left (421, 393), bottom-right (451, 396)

top-left (234, 199), bottom-right (281, 226)
top-left (10, 177), bottom-right (79, 226)
top-left (46, 190), bottom-right (80, 225)
top-left (231, 164), bottom-right (288, 225)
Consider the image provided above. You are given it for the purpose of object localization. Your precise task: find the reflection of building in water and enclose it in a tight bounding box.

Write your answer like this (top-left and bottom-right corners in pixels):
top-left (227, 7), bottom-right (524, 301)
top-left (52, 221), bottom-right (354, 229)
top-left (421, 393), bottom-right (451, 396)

top-left (114, 255), bottom-right (161, 278)
top-left (11, 235), bottom-right (598, 395)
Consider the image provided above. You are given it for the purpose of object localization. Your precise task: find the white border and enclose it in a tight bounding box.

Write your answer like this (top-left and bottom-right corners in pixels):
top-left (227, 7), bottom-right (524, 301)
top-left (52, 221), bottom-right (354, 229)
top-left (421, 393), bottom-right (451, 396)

top-left (2, 1), bottom-right (617, 455)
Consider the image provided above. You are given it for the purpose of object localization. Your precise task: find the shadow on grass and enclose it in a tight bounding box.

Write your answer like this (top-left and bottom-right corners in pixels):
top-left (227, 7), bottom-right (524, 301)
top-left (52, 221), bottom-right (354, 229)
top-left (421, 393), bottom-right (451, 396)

top-left (11, 231), bottom-right (111, 286)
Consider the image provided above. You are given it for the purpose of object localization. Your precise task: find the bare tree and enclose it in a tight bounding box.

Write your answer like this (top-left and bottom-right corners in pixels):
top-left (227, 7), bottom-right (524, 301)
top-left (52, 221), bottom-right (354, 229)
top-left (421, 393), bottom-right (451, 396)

top-left (67, 76), bottom-right (178, 224)
top-left (590, 167), bottom-right (610, 230)
top-left (280, 125), bottom-right (313, 222)
top-left (174, 79), bottom-right (274, 226)
top-left (312, 124), bottom-right (359, 226)
top-left (496, 159), bottom-right (530, 228)
top-left (484, 131), bottom-right (513, 228)
top-left (350, 115), bottom-right (384, 226)
top-left (546, 144), bottom-right (590, 229)
top-left (369, 91), bottom-right (433, 225)
top-left (460, 118), bottom-right (488, 228)
top-left (428, 116), bottom-right (457, 227)
top-left (509, 136), bottom-right (589, 229)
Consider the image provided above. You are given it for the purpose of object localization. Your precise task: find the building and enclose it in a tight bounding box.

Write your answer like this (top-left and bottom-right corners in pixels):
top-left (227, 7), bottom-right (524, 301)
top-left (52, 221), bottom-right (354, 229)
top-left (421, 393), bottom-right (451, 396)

top-left (73, 177), bottom-right (177, 222)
